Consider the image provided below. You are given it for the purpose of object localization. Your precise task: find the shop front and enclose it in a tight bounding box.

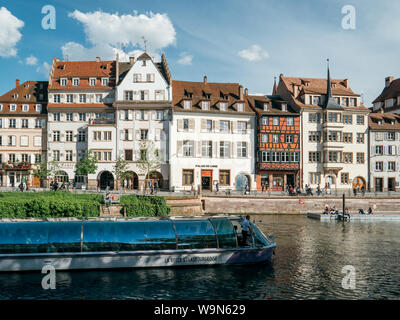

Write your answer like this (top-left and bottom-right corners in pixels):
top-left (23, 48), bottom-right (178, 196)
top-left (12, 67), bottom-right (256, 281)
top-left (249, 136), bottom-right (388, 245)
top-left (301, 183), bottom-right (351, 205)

top-left (257, 170), bottom-right (299, 191)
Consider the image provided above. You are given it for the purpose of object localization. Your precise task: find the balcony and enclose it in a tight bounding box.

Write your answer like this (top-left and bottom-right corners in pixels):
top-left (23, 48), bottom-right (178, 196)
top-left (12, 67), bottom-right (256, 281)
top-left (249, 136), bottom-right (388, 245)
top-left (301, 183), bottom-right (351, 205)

top-left (89, 119), bottom-right (115, 125)
top-left (1, 162), bottom-right (31, 170)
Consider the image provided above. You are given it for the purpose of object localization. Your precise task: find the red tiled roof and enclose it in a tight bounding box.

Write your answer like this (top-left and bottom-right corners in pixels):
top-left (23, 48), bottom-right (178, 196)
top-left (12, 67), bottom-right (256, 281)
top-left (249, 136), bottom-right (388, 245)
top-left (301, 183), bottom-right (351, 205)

top-left (369, 112), bottom-right (400, 130)
top-left (246, 94), bottom-right (298, 115)
top-left (372, 78), bottom-right (400, 104)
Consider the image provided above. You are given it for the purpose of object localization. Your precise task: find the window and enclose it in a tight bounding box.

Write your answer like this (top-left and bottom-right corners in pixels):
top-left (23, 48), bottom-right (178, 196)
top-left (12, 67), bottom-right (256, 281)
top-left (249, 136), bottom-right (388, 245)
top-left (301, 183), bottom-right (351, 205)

top-left (388, 162), bottom-right (396, 171)
top-left (201, 141), bottom-right (212, 157)
top-left (21, 119), bottom-right (28, 128)
top-left (343, 115), bottom-right (352, 124)
top-left (155, 90), bottom-right (165, 101)
top-left (205, 119), bottom-right (212, 132)
top-left (281, 103), bottom-right (287, 112)
top-left (356, 115), bottom-right (364, 125)
top-left (343, 132), bottom-right (353, 143)
top-left (356, 153), bottom-right (364, 164)
top-left (343, 152), bottom-right (353, 163)
top-left (66, 113), bottom-right (73, 121)
top-left (101, 78), bottom-right (109, 86)
top-left (60, 78), bottom-right (67, 86)
top-left (78, 130), bottom-right (86, 142)
top-left (35, 119), bottom-right (42, 128)
top-left (89, 78), bottom-right (96, 86)
top-left (328, 112), bottom-right (341, 123)
top-left (388, 145), bottom-right (396, 155)
top-left (146, 74), bottom-right (155, 82)
top-left (312, 96), bottom-right (321, 105)
top-left (53, 131), bottom-right (60, 142)
top-left (183, 100), bottom-right (192, 109)
top-left (22, 105), bottom-right (29, 112)
top-left (20, 136), bottom-right (28, 147)
top-left (156, 110), bottom-right (164, 120)
top-left (236, 103), bottom-right (244, 112)
top-left (272, 134), bottom-right (279, 143)
top-left (286, 117), bottom-right (294, 126)
top-left (53, 150), bottom-right (60, 161)
top-left (140, 129), bottom-right (148, 140)
top-left (183, 141), bottom-right (194, 157)
top-left (237, 121), bottom-right (247, 133)
top-left (237, 142), bottom-right (247, 158)
top-left (53, 113), bottom-right (60, 121)
top-left (66, 94), bottom-right (74, 103)
top-left (308, 113), bottom-right (321, 123)
top-left (219, 170), bottom-right (230, 186)
top-left (328, 151), bottom-right (340, 163)
top-left (309, 152), bottom-right (321, 163)
top-left (104, 131), bottom-right (112, 141)
top-left (96, 94), bottom-right (102, 103)
top-left (66, 150), bottom-right (73, 161)
top-left (285, 135), bottom-right (294, 143)
top-left (9, 154), bottom-right (16, 162)
top-left (35, 154), bottom-right (41, 164)
top-left (271, 151), bottom-right (280, 162)
top-left (72, 78), bottom-right (79, 86)
top-left (261, 134), bottom-right (268, 143)
top-left (375, 145), bottom-right (383, 155)
top-left (219, 141), bottom-right (230, 158)
top-left (9, 119), bottom-right (16, 128)
top-left (202, 101), bottom-right (210, 110)
top-left (261, 151), bottom-right (270, 162)
top-left (264, 103), bottom-right (269, 111)
top-left (133, 74), bottom-right (142, 82)
top-left (94, 152), bottom-right (102, 161)
top-left (262, 117), bottom-right (269, 125)
top-left (183, 119), bottom-right (189, 132)
top-left (79, 113), bottom-right (86, 121)
top-left (387, 132), bottom-right (395, 141)
top-left (79, 94), bottom-right (86, 103)
top-left (341, 173), bottom-right (349, 184)
top-left (124, 91), bottom-right (133, 101)
top-left (66, 131), bottom-right (73, 142)
top-left (182, 169), bottom-right (194, 186)
top-left (140, 90), bottom-right (148, 100)
top-left (219, 102), bottom-right (227, 111)
top-left (376, 161), bottom-right (383, 171)
top-left (125, 150), bottom-right (133, 161)
top-left (220, 120), bottom-right (230, 133)
top-left (53, 95), bottom-right (61, 103)
top-left (309, 173), bottom-right (321, 184)
top-left (308, 131), bottom-right (321, 142)
top-left (103, 152), bottom-right (112, 161)
top-left (356, 133), bottom-right (364, 143)
top-left (273, 117), bottom-right (280, 126)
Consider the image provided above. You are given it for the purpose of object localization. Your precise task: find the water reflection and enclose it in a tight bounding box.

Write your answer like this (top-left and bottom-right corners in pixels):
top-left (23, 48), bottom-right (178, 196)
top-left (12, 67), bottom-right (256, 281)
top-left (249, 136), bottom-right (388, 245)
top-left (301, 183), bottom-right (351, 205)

top-left (0, 216), bottom-right (399, 300)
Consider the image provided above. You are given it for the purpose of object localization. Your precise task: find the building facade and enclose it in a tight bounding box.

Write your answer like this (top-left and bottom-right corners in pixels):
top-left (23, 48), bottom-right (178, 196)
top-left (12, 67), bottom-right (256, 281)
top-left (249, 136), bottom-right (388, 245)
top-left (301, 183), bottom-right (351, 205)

top-left (0, 80), bottom-right (47, 188)
top-left (246, 94), bottom-right (300, 191)
top-left (277, 68), bottom-right (370, 192)
top-left (372, 76), bottom-right (400, 114)
top-left (114, 53), bottom-right (172, 190)
top-left (47, 57), bottom-right (117, 189)
top-left (368, 111), bottom-right (400, 192)
top-left (170, 78), bottom-right (256, 192)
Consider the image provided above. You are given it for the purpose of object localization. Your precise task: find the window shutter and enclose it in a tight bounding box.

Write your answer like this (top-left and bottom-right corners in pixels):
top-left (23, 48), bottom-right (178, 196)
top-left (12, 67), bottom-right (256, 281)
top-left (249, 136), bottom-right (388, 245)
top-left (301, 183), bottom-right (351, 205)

top-left (384, 162), bottom-right (387, 172)
top-left (201, 119), bottom-right (206, 131)
top-left (232, 121), bottom-right (237, 133)
top-left (177, 141), bottom-right (183, 157)
top-left (232, 142), bottom-right (236, 158)
top-left (48, 133), bottom-right (52, 142)
top-left (41, 119), bottom-right (46, 128)
top-left (128, 129), bottom-right (133, 141)
top-left (189, 119), bottom-right (195, 132)
top-left (247, 141), bottom-right (250, 158)
top-left (371, 146), bottom-right (375, 157)
top-left (371, 161), bottom-right (375, 172)
top-left (196, 141), bottom-right (201, 157)
top-left (144, 111), bottom-right (149, 121)
top-left (60, 94), bottom-right (65, 103)
top-left (152, 111), bottom-right (156, 120)
top-left (135, 130), bottom-right (140, 140)
top-left (12, 136), bottom-right (16, 146)
top-left (3, 118), bottom-right (8, 128)
top-left (120, 130), bottom-right (124, 141)
top-left (135, 111), bottom-right (140, 120)
top-left (119, 111), bottom-right (124, 120)
top-left (247, 120), bottom-right (252, 130)
top-left (215, 121), bottom-right (220, 133)
top-left (128, 110), bottom-right (133, 120)
top-left (177, 119), bottom-right (183, 132)
top-left (15, 119), bottom-right (20, 129)
top-left (214, 141), bottom-right (219, 158)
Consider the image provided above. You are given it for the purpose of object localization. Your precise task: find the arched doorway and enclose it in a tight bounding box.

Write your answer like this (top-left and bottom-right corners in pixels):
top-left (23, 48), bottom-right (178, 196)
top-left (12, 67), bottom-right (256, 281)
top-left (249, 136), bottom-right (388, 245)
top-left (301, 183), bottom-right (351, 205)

top-left (123, 171), bottom-right (139, 190)
top-left (54, 171), bottom-right (69, 183)
top-left (145, 171), bottom-right (163, 190)
top-left (353, 176), bottom-right (366, 190)
top-left (98, 171), bottom-right (114, 190)
top-left (236, 173), bottom-right (250, 192)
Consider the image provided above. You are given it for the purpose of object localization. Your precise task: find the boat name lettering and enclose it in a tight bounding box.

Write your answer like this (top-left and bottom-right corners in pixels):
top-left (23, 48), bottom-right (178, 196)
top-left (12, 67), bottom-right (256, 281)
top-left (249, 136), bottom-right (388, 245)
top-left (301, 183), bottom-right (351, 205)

top-left (165, 256), bottom-right (218, 263)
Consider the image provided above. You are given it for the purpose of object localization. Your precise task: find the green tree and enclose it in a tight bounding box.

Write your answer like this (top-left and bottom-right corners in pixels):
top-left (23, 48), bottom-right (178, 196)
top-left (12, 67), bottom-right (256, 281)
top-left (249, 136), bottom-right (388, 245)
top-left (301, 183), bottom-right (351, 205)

top-left (75, 151), bottom-right (98, 187)
top-left (113, 156), bottom-right (130, 190)
top-left (32, 160), bottom-right (60, 188)
top-left (136, 140), bottom-right (163, 194)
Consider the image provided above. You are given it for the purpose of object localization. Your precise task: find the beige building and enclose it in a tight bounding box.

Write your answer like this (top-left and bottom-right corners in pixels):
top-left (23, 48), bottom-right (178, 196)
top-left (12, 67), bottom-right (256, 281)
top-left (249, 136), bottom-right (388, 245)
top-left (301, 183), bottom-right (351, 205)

top-left (0, 80), bottom-right (47, 188)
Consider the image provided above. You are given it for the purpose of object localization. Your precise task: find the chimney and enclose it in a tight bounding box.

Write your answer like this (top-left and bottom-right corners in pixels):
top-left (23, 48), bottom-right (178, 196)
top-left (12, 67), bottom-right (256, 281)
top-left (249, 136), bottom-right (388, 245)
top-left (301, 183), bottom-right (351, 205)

top-left (239, 85), bottom-right (243, 100)
top-left (16, 79), bottom-right (20, 88)
top-left (385, 76), bottom-right (394, 88)
top-left (245, 88), bottom-right (248, 96)
top-left (204, 75), bottom-right (207, 84)
top-left (129, 57), bottom-right (135, 65)
top-left (96, 57), bottom-right (100, 62)
top-left (292, 84), bottom-right (298, 98)
top-left (343, 79), bottom-right (349, 88)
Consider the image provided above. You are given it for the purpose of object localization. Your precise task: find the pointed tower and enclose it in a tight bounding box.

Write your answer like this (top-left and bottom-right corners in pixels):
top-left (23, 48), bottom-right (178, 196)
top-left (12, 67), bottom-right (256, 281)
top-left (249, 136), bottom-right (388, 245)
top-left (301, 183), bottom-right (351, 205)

top-left (272, 77), bottom-right (277, 95)
top-left (323, 59), bottom-right (343, 110)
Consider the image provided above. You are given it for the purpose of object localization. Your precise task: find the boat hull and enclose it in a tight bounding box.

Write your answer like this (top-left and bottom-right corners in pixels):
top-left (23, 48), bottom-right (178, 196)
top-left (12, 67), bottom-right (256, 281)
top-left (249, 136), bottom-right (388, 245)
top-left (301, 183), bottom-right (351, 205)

top-left (0, 245), bottom-right (275, 272)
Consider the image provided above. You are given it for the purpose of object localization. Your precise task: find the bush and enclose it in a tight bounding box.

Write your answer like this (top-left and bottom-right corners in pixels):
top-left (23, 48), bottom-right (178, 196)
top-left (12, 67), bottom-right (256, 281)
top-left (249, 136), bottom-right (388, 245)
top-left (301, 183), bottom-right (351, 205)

top-left (120, 195), bottom-right (170, 217)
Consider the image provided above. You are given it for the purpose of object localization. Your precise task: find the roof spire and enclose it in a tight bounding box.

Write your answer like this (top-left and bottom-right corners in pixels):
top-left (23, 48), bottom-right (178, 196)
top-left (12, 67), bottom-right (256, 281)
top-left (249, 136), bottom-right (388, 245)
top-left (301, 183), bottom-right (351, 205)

top-left (323, 58), bottom-right (343, 110)
top-left (326, 58), bottom-right (332, 98)
top-left (272, 76), bottom-right (277, 95)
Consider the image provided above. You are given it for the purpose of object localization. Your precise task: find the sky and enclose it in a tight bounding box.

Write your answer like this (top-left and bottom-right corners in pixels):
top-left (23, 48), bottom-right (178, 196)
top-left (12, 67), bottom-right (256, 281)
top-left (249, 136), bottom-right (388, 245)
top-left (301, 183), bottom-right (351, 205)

top-left (0, 0), bottom-right (399, 106)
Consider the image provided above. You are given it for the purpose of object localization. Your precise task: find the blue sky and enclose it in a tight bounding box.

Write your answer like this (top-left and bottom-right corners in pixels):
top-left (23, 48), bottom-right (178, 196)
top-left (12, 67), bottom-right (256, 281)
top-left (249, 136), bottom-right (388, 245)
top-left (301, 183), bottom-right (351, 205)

top-left (0, 0), bottom-right (399, 106)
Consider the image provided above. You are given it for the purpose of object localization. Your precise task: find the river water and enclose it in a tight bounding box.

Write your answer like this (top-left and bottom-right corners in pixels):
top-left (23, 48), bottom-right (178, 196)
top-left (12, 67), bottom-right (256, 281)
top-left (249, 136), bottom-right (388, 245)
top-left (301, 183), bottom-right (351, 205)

top-left (0, 215), bottom-right (399, 299)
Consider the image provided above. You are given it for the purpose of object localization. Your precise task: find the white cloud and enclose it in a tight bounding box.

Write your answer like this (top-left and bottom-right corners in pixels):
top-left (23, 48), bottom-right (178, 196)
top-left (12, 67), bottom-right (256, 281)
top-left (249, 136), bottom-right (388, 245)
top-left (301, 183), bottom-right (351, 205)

top-left (0, 7), bottom-right (24, 57)
top-left (25, 55), bottom-right (38, 66)
top-left (238, 45), bottom-right (269, 62)
top-left (177, 52), bottom-right (193, 65)
top-left (36, 62), bottom-right (50, 77)
top-left (62, 10), bottom-right (176, 61)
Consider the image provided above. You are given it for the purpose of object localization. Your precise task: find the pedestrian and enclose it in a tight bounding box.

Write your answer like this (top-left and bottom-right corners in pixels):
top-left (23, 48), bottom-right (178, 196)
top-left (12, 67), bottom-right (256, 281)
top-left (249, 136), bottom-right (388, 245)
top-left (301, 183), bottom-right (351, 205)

top-left (316, 184), bottom-right (322, 196)
top-left (353, 185), bottom-right (357, 196)
top-left (216, 182), bottom-right (219, 193)
top-left (361, 185), bottom-right (365, 196)
top-left (240, 215), bottom-right (253, 246)
top-left (261, 182), bottom-right (265, 193)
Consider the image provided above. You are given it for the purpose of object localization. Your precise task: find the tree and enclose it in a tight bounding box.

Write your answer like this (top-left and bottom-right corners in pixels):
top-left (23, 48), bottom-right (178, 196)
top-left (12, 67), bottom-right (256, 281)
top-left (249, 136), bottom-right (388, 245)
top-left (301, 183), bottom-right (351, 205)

top-left (113, 156), bottom-right (130, 190)
top-left (32, 160), bottom-right (60, 188)
top-left (136, 140), bottom-right (163, 194)
top-left (75, 151), bottom-right (98, 186)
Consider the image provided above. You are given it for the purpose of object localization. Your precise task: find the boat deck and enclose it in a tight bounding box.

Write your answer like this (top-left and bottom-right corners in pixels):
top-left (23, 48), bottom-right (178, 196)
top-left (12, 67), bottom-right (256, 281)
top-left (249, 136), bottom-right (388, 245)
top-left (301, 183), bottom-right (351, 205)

top-left (307, 212), bottom-right (400, 221)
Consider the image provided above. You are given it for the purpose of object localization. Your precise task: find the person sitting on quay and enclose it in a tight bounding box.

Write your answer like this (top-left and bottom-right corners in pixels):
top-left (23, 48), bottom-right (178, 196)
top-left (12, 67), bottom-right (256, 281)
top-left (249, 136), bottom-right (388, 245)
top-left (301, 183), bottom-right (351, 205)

top-left (316, 184), bottom-right (322, 196)
top-left (367, 207), bottom-right (373, 215)
top-left (323, 205), bottom-right (330, 215)
top-left (305, 184), bottom-right (313, 196)
top-left (296, 186), bottom-right (302, 196)
top-left (330, 206), bottom-right (338, 215)
top-left (289, 185), bottom-right (295, 196)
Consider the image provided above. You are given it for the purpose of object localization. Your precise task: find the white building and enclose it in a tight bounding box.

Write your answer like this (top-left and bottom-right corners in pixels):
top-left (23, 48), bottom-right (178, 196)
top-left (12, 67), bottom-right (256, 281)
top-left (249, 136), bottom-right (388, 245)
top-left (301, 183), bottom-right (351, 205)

top-left (277, 68), bottom-right (370, 192)
top-left (114, 53), bottom-right (172, 190)
top-left (369, 111), bottom-right (400, 192)
top-left (170, 78), bottom-right (256, 192)
top-left (47, 57), bottom-right (117, 189)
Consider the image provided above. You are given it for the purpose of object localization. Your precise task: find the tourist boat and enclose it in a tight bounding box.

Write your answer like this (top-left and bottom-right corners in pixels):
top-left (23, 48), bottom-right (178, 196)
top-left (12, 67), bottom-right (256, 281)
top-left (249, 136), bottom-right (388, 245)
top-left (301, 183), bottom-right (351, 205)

top-left (0, 216), bottom-right (276, 272)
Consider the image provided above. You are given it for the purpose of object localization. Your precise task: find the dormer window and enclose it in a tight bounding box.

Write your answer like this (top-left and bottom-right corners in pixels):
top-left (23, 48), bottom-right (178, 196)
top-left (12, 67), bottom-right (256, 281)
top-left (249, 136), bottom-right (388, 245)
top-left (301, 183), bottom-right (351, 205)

top-left (378, 120), bottom-right (383, 125)
top-left (22, 104), bottom-right (29, 112)
top-left (100, 65), bottom-right (107, 70)
top-left (236, 103), bottom-right (244, 112)
top-left (101, 77), bottom-right (109, 86)
top-left (202, 101), bottom-right (210, 110)
top-left (72, 78), bottom-right (80, 86)
top-left (25, 94), bottom-right (30, 99)
top-left (220, 102), bottom-right (227, 111)
top-left (24, 83), bottom-right (29, 88)
top-left (60, 78), bottom-right (67, 86)
top-left (183, 100), bottom-right (192, 109)
top-left (0, 104), bottom-right (3, 111)
top-left (35, 104), bottom-right (42, 112)
top-left (10, 104), bottom-right (17, 112)
top-left (89, 78), bottom-right (96, 86)
top-left (13, 93), bottom-right (18, 99)
top-left (281, 103), bottom-right (287, 112)
top-left (312, 96), bottom-right (320, 105)
top-left (142, 60), bottom-right (146, 66)
top-left (57, 65), bottom-right (65, 70)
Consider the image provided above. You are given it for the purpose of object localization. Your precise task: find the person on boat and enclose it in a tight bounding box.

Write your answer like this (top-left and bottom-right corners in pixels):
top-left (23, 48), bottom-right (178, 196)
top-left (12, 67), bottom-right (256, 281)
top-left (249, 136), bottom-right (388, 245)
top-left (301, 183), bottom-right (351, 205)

top-left (241, 215), bottom-right (253, 246)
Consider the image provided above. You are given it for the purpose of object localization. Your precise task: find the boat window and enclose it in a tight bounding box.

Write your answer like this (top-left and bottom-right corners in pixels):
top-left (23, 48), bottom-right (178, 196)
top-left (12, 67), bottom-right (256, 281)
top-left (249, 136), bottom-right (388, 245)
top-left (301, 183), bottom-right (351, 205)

top-left (82, 222), bottom-right (118, 252)
top-left (48, 222), bottom-right (82, 253)
top-left (249, 222), bottom-right (270, 247)
top-left (210, 218), bottom-right (237, 248)
top-left (114, 221), bottom-right (176, 251)
top-left (174, 220), bottom-right (217, 249)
